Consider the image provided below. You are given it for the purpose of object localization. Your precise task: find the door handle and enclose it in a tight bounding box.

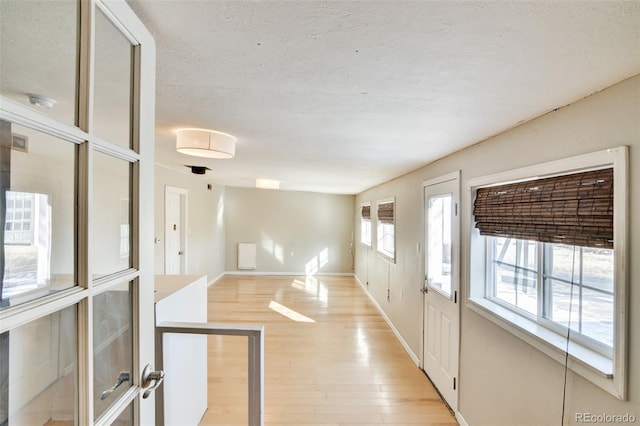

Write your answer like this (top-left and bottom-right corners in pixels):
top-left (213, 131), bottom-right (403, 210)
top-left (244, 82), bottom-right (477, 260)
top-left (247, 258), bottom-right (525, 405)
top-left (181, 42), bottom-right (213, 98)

top-left (100, 371), bottom-right (130, 400)
top-left (141, 364), bottom-right (165, 399)
top-left (178, 251), bottom-right (184, 255)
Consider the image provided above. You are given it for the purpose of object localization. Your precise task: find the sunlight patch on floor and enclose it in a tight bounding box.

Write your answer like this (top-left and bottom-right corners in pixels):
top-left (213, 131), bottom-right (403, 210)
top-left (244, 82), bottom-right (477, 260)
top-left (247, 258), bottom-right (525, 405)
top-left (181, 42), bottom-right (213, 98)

top-left (268, 300), bottom-right (316, 323)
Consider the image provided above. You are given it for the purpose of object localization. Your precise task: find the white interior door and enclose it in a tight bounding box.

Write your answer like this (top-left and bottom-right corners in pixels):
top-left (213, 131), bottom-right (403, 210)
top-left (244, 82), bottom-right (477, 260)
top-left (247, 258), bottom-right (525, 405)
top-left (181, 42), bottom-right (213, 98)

top-left (164, 186), bottom-right (187, 274)
top-left (422, 172), bottom-right (460, 411)
top-left (0, 0), bottom-right (157, 424)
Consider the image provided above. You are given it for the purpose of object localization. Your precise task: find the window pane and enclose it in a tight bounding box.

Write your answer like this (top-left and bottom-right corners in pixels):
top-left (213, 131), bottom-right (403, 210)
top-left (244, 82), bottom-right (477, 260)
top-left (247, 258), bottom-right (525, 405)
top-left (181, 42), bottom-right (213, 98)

top-left (377, 222), bottom-right (395, 259)
top-left (427, 194), bottom-right (452, 297)
top-left (0, 0), bottom-right (78, 126)
top-left (491, 238), bottom-right (537, 315)
top-left (1, 123), bottom-right (76, 309)
top-left (0, 305), bottom-right (77, 425)
top-left (581, 288), bottom-right (614, 347)
top-left (544, 243), bottom-right (581, 283)
top-left (93, 282), bottom-right (133, 420)
top-left (494, 237), bottom-right (537, 270)
top-left (360, 219), bottom-right (371, 246)
top-left (582, 247), bottom-right (614, 293)
top-left (93, 8), bottom-right (133, 149)
top-left (93, 151), bottom-right (131, 278)
top-left (543, 278), bottom-right (580, 332)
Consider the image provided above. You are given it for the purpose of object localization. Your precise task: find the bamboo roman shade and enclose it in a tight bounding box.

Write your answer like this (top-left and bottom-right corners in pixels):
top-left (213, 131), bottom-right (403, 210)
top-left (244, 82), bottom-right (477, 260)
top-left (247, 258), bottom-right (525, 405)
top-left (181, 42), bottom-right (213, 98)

top-left (377, 201), bottom-right (394, 224)
top-left (473, 168), bottom-right (613, 249)
top-left (361, 204), bottom-right (371, 220)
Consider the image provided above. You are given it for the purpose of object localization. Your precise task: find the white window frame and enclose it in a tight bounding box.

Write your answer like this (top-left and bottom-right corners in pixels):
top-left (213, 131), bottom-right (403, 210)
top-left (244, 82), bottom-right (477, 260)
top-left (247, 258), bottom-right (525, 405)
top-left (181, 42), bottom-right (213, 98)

top-left (360, 203), bottom-right (372, 247)
top-left (466, 147), bottom-right (628, 399)
top-left (376, 198), bottom-right (395, 262)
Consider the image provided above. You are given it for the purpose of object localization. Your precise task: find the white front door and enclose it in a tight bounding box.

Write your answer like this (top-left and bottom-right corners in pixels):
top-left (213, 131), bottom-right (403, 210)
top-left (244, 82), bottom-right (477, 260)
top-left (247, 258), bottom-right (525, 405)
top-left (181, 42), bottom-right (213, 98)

top-left (0, 1), bottom-right (157, 424)
top-left (422, 172), bottom-right (460, 411)
top-left (164, 187), bottom-right (187, 274)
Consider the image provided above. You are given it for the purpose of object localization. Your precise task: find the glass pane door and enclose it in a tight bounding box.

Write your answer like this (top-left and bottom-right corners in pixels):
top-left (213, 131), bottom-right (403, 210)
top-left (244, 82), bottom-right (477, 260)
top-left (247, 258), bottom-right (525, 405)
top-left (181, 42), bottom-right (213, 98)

top-left (1, 0), bottom-right (155, 424)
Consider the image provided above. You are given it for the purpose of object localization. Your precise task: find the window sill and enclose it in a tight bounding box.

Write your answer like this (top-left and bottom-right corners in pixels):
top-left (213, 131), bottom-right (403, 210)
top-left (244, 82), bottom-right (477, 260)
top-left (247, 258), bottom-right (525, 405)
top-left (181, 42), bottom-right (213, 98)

top-left (467, 297), bottom-right (621, 398)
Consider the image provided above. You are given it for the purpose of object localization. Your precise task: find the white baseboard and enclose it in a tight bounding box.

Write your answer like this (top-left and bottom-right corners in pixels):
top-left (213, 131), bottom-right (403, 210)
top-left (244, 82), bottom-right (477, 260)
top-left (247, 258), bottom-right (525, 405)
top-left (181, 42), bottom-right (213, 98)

top-left (354, 276), bottom-right (420, 366)
top-left (224, 271), bottom-right (355, 277)
top-left (208, 272), bottom-right (225, 287)
top-left (456, 411), bottom-right (469, 426)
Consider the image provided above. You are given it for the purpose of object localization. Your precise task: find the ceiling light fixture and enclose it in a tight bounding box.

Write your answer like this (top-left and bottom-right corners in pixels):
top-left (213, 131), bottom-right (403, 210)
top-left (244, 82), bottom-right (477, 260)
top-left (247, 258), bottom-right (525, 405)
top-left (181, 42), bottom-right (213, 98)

top-left (256, 179), bottom-right (280, 190)
top-left (176, 128), bottom-right (236, 159)
top-left (27, 94), bottom-right (56, 109)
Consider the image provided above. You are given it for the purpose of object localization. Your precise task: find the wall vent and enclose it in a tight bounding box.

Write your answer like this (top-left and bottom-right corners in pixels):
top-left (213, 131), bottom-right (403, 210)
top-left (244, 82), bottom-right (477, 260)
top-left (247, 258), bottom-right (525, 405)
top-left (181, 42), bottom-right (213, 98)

top-left (238, 243), bottom-right (257, 270)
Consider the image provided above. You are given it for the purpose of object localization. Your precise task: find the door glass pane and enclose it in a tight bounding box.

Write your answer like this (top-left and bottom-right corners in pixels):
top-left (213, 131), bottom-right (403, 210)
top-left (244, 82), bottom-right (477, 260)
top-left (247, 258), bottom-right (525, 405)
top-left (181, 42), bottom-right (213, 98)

top-left (1, 122), bottom-right (76, 309)
top-left (94, 7), bottom-right (133, 149)
top-left (93, 151), bottom-right (131, 278)
top-left (93, 281), bottom-right (133, 420)
top-left (427, 194), bottom-right (452, 297)
top-left (0, 0), bottom-right (78, 126)
top-left (113, 402), bottom-right (133, 426)
top-left (0, 305), bottom-right (77, 425)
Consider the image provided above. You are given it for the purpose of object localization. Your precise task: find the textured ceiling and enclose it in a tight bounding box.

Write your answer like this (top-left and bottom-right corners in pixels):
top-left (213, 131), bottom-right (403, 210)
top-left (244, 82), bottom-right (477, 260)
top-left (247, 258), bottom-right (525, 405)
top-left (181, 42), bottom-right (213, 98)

top-left (126, 0), bottom-right (640, 194)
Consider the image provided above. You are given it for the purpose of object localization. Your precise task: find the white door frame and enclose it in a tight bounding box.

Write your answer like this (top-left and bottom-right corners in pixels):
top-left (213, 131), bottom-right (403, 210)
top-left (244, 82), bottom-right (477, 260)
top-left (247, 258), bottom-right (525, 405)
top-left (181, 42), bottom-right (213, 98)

top-left (164, 186), bottom-right (188, 274)
top-left (421, 171), bottom-right (461, 412)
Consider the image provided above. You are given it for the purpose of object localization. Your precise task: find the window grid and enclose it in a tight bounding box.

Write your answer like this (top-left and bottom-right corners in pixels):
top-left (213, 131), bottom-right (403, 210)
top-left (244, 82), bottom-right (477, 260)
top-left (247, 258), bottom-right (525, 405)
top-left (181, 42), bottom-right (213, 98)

top-left (4, 192), bottom-right (36, 244)
top-left (487, 237), bottom-right (614, 356)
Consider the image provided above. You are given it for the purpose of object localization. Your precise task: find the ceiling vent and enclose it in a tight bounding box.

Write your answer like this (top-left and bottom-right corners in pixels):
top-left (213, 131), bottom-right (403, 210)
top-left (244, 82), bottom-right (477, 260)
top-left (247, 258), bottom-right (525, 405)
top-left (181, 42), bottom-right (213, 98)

top-left (185, 165), bottom-right (211, 175)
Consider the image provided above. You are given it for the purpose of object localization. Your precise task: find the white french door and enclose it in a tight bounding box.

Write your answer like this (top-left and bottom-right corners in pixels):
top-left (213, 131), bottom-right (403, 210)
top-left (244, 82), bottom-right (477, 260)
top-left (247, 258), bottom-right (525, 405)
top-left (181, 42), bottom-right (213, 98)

top-left (422, 172), bottom-right (460, 412)
top-left (0, 1), bottom-right (156, 424)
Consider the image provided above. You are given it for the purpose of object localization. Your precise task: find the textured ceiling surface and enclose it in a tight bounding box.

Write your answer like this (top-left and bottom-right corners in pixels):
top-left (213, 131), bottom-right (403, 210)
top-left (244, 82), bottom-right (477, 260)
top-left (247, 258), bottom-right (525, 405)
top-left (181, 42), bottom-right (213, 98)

top-left (126, 0), bottom-right (640, 194)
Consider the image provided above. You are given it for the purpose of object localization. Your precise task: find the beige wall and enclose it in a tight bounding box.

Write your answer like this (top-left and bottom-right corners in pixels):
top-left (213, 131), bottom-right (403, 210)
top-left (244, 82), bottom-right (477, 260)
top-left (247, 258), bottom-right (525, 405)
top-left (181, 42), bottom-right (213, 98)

top-left (154, 165), bottom-right (226, 282)
top-left (355, 75), bottom-right (640, 425)
top-left (224, 187), bottom-right (355, 274)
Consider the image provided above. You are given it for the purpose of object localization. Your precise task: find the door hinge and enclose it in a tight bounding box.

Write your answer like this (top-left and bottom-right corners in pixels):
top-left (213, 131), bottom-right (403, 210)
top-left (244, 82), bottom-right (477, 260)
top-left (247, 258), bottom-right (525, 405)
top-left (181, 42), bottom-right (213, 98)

top-left (453, 377), bottom-right (457, 390)
top-left (454, 291), bottom-right (457, 304)
top-left (455, 203), bottom-right (458, 216)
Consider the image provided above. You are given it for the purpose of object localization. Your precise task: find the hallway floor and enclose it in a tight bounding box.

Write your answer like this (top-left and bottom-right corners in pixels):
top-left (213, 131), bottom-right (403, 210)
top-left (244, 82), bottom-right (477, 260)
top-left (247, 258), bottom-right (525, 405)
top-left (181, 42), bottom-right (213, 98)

top-left (200, 275), bottom-right (457, 426)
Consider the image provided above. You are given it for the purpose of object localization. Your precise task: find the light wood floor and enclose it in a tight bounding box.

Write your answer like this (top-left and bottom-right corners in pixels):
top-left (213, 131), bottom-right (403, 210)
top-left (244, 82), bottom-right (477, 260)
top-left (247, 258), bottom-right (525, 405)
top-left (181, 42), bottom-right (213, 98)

top-left (200, 275), bottom-right (457, 426)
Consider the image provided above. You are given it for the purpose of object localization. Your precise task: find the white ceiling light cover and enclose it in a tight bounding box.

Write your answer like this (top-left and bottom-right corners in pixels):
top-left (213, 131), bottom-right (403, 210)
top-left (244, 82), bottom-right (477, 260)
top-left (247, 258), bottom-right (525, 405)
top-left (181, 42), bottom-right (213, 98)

top-left (256, 179), bottom-right (280, 190)
top-left (176, 128), bottom-right (236, 159)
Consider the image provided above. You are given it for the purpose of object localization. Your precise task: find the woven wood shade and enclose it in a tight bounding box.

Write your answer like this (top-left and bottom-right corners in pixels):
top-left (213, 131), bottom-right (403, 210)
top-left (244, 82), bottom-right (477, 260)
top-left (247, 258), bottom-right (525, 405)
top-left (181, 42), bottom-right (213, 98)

top-left (361, 205), bottom-right (371, 220)
top-left (473, 168), bottom-right (613, 249)
top-left (378, 201), bottom-right (394, 224)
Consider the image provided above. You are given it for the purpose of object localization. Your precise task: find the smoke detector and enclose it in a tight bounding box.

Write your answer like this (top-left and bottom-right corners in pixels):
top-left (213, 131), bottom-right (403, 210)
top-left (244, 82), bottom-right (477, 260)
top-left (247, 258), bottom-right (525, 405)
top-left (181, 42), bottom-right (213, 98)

top-left (27, 94), bottom-right (57, 109)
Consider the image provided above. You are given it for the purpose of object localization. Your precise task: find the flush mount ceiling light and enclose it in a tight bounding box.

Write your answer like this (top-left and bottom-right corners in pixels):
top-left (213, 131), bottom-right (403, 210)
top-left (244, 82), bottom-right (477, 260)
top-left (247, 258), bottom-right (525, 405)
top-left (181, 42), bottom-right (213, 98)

top-left (256, 179), bottom-right (280, 190)
top-left (27, 94), bottom-right (56, 109)
top-left (176, 128), bottom-right (236, 159)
